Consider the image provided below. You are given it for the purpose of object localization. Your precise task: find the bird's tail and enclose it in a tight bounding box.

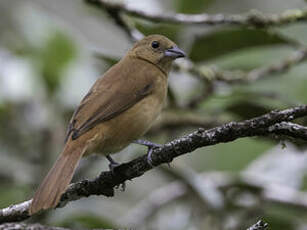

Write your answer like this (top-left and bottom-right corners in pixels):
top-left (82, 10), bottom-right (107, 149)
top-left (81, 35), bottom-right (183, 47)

top-left (29, 143), bottom-right (86, 215)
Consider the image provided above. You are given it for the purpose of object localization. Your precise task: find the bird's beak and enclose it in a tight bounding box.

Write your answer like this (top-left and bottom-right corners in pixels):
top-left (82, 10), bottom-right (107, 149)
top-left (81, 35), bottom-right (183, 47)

top-left (164, 46), bottom-right (186, 59)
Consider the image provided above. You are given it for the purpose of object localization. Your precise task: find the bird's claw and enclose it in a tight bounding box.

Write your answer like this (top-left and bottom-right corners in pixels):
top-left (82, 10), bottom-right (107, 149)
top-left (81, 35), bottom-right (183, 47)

top-left (106, 155), bottom-right (120, 173)
top-left (106, 155), bottom-right (126, 191)
top-left (134, 140), bottom-right (162, 167)
top-left (147, 147), bottom-right (154, 167)
top-left (115, 182), bottom-right (126, 191)
top-left (134, 139), bottom-right (162, 149)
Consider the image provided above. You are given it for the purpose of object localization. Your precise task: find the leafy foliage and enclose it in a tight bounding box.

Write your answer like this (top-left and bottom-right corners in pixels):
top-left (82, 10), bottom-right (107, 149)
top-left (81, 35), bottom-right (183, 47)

top-left (1, 0), bottom-right (307, 229)
top-left (189, 28), bottom-right (293, 62)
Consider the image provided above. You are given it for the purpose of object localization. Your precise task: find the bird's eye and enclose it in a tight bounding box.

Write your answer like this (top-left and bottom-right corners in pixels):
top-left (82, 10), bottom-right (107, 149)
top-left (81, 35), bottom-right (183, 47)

top-left (151, 41), bottom-right (160, 49)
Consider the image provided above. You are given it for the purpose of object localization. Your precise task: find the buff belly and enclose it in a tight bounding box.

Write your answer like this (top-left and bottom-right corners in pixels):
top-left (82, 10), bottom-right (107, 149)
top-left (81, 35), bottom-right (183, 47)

top-left (83, 92), bottom-right (165, 156)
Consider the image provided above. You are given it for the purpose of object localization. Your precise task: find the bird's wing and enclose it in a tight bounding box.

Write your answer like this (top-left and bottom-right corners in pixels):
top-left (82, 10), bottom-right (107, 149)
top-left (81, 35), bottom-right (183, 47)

top-left (65, 58), bottom-right (157, 142)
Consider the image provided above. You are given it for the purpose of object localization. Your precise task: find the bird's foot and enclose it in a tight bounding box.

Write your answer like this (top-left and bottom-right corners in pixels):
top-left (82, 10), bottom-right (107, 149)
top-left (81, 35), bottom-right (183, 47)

top-left (134, 139), bottom-right (163, 167)
top-left (106, 155), bottom-right (120, 172)
top-left (106, 155), bottom-right (126, 191)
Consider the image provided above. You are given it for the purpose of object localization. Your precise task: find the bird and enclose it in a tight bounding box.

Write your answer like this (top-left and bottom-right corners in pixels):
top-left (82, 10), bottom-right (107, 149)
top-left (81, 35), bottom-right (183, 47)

top-left (29, 34), bottom-right (185, 215)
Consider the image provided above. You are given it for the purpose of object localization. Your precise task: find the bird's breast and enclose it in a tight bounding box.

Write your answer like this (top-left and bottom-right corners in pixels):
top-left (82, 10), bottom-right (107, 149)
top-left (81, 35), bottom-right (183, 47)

top-left (85, 75), bottom-right (168, 155)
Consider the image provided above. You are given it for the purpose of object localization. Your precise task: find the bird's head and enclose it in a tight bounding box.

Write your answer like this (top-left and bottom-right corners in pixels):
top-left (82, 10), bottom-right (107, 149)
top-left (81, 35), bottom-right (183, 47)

top-left (129, 34), bottom-right (185, 75)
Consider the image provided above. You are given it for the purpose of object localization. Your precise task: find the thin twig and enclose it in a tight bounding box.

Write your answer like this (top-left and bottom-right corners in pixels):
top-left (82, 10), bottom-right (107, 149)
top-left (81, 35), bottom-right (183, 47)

top-left (177, 47), bottom-right (307, 84)
top-left (247, 220), bottom-right (268, 230)
top-left (89, 0), bottom-right (307, 106)
top-left (122, 170), bottom-right (303, 228)
top-left (178, 47), bottom-right (307, 106)
top-left (119, 182), bottom-right (187, 227)
top-left (102, 5), bottom-right (144, 42)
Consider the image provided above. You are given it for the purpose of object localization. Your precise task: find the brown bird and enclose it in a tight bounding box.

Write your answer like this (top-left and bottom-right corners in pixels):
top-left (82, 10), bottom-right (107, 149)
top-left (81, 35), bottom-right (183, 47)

top-left (29, 34), bottom-right (185, 215)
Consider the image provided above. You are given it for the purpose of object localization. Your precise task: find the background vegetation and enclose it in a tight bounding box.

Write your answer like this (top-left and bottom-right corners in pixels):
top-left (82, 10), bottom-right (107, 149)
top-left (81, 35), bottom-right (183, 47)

top-left (1, 0), bottom-right (307, 229)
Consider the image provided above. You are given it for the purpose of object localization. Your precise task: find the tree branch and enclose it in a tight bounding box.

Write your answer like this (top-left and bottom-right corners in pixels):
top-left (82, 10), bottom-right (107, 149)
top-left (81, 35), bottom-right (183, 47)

top-left (86, 0), bottom-right (307, 28)
top-left (247, 220), bottom-right (268, 230)
top-left (176, 46), bottom-right (307, 106)
top-left (266, 121), bottom-right (307, 140)
top-left (121, 170), bottom-right (307, 227)
top-left (177, 47), bottom-right (307, 84)
top-left (0, 219), bottom-right (268, 230)
top-left (88, 0), bottom-right (307, 106)
top-left (0, 223), bottom-right (69, 230)
top-left (1, 105), bottom-right (307, 223)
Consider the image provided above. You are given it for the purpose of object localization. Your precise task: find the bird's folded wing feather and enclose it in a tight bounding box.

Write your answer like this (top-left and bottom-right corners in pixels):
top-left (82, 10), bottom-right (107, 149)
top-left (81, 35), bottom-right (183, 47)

top-left (65, 58), bottom-right (156, 141)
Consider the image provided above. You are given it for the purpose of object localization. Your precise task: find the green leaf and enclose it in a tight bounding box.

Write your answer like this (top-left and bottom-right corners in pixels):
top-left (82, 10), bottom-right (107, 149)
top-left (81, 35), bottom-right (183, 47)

top-left (36, 30), bottom-right (77, 93)
top-left (175, 0), bottom-right (214, 14)
top-left (191, 138), bottom-right (273, 172)
top-left (135, 21), bottom-right (181, 43)
top-left (57, 213), bottom-right (115, 229)
top-left (208, 45), bottom-right (293, 70)
top-left (226, 101), bottom-right (272, 119)
top-left (189, 28), bottom-right (293, 62)
top-left (94, 53), bottom-right (119, 67)
top-left (0, 185), bottom-right (30, 208)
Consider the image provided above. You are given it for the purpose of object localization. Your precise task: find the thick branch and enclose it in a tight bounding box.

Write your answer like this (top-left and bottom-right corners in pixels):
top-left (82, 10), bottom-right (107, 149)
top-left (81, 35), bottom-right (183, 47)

top-left (87, 0), bottom-right (307, 28)
top-left (0, 220), bottom-right (269, 230)
top-left (1, 105), bottom-right (307, 223)
top-left (266, 121), bottom-right (307, 140)
top-left (0, 223), bottom-right (86, 230)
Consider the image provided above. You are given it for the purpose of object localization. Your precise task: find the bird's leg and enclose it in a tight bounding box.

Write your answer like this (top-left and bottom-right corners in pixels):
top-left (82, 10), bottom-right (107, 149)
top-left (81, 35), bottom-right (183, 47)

top-left (134, 139), bottom-right (162, 148)
top-left (106, 155), bottom-right (120, 172)
top-left (106, 155), bottom-right (126, 191)
top-left (133, 139), bottom-right (162, 167)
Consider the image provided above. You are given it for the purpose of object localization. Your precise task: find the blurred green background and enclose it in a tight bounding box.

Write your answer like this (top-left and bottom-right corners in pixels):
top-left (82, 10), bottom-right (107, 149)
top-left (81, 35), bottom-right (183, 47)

top-left (1, 0), bottom-right (307, 229)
